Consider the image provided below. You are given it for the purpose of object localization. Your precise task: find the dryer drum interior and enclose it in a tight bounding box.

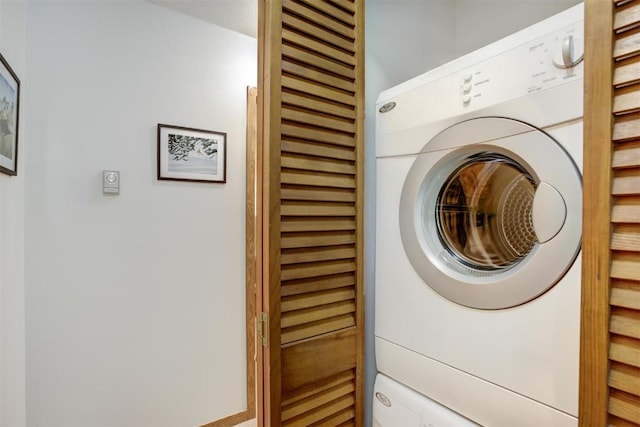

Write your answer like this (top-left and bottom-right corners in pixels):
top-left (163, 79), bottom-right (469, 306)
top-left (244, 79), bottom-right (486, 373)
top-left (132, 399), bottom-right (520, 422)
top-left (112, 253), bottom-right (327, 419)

top-left (434, 152), bottom-right (538, 272)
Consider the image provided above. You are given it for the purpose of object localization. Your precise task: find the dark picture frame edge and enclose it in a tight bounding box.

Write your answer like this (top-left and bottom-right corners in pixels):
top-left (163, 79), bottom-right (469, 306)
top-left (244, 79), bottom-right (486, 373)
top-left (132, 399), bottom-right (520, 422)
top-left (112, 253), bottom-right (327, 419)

top-left (157, 123), bottom-right (227, 184)
top-left (0, 51), bottom-right (20, 177)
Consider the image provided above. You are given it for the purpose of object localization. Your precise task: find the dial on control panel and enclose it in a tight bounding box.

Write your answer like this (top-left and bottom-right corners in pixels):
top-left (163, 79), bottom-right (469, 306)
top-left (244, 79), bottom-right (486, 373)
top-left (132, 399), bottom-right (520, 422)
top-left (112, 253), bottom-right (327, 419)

top-left (553, 35), bottom-right (584, 69)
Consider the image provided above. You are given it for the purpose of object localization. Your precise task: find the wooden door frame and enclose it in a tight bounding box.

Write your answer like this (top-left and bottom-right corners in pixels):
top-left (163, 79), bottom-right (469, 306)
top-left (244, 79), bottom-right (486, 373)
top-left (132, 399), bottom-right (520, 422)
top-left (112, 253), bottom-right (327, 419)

top-left (257, 0), bottom-right (282, 425)
top-left (201, 87), bottom-right (259, 427)
top-left (245, 86), bottom-right (259, 424)
top-left (579, 1), bottom-right (614, 424)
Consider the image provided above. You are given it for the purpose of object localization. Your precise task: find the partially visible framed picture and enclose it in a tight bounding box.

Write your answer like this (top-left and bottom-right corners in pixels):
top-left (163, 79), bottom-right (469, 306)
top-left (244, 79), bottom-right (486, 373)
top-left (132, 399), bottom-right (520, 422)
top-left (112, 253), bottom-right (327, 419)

top-left (157, 124), bottom-right (226, 183)
top-left (0, 52), bottom-right (20, 176)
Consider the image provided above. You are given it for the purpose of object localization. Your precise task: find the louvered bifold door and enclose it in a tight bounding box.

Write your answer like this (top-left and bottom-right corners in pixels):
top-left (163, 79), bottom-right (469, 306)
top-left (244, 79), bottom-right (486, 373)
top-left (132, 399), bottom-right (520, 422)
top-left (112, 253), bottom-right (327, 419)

top-left (581, 0), bottom-right (640, 425)
top-left (258, 0), bottom-right (365, 425)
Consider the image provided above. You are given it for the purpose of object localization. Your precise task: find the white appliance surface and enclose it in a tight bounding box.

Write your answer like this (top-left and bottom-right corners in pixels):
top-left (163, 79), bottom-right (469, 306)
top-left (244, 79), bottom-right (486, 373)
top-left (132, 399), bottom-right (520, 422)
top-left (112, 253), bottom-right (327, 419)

top-left (373, 374), bottom-right (479, 427)
top-left (375, 3), bottom-right (583, 426)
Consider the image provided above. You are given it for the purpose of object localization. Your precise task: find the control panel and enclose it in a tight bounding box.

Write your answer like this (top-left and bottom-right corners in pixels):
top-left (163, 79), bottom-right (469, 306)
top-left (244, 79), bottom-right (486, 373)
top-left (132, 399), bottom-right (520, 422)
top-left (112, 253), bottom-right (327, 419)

top-left (375, 5), bottom-right (585, 158)
top-left (456, 20), bottom-right (583, 109)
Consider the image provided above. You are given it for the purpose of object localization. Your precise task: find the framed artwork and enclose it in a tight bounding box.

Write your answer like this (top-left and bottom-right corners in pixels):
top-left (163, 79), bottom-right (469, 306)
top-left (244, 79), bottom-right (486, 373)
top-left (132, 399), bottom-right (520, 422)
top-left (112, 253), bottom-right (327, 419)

top-left (0, 52), bottom-right (20, 176)
top-left (157, 124), bottom-right (227, 183)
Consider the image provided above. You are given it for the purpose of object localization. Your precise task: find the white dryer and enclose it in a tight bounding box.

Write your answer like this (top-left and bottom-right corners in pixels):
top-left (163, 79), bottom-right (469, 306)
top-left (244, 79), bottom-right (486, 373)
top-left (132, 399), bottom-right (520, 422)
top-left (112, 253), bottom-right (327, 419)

top-left (375, 4), bottom-right (583, 426)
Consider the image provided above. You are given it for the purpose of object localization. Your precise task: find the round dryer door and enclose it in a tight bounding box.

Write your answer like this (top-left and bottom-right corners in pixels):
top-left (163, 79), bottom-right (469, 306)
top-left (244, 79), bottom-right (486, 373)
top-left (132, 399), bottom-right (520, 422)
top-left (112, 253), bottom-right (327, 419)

top-left (399, 118), bottom-right (582, 309)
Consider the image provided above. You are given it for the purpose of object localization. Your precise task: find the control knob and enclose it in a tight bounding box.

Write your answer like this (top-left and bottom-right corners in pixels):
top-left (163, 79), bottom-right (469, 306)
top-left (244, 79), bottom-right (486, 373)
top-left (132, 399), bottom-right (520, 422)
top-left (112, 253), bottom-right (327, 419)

top-left (553, 35), bottom-right (584, 69)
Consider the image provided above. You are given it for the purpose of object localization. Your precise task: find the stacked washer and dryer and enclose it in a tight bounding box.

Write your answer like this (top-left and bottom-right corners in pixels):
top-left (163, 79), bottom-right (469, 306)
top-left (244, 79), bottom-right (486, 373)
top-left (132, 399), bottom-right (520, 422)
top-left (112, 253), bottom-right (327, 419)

top-left (374, 4), bottom-right (584, 426)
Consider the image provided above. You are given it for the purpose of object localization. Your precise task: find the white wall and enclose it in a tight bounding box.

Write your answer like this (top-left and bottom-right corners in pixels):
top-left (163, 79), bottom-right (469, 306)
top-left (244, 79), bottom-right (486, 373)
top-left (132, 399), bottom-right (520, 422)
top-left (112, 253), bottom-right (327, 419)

top-left (0, 0), bottom-right (26, 425)
top-left (25, 1), bottom-right (256, 426)
top-left (454, 0), bottom-right (583, 57)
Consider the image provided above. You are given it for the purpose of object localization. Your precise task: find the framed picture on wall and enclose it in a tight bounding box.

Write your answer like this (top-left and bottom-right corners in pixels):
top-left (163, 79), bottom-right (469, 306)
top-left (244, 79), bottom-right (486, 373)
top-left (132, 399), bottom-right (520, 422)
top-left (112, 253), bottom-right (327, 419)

top-left (157, 124), bottom-right (227, 183)
top-left (0, 51), bottom-right (20, 176)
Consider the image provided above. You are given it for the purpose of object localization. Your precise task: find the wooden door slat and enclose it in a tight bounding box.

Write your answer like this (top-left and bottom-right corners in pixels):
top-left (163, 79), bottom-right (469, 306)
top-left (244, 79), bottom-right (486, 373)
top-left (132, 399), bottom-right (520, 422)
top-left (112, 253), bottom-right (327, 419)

top-left (282, 154), bottom-right (355, 175)
top-left (279, 125), bottom-right (354, 148)
top-left (281, 204), bottom-right (356, 217)
top-left (612, 201), bottom-right (640, 223)
top-left (282, 76), bottom-right (355, 106)
top-left (281, 187), bottom-right (356, 203)
top-left (611, 257), bottom-right (640, 281)
top-left (283, 60), bottom-right (355, 93)
top-left (282, 370), bottom-right (355, 407)
top-left (328, 0), bottom-right (356, 14)
top-left (281, 260), bottom-right (356, 281)
top-left (610, 362), bottom-right (640, 397)
top-left (282, 287), bottom-right (355, 312)
top-left (282, 107), bottom-right (356, 134)
top-left (282, 0), bottom-right (355, 39)
top-left (615, 56), bottom-right (640, 86)
top-left (281, 300), bottom-right (356, 328)
top-left (282, 45), bottom-right (355, 80)
top-left (282, 314), bottom-right (355, 344)
top-left (610, 307), bottom-right (640, 338)
top-left (281, 217), bottom-right (356, 233)
top-left (614, 84), bottom-right (640, 114)
top-left (296, 0), bottom-right (355, 26)
top-left (281, 273), bottom-right (355, 296)
top-left (609, 414), bottom-right (640, 426)
top-left (612, 224), bottom-right (640, 251)
top-left (613, 174), bottom-right (640, 195)
top-left (283, 394), bottom-right (355, 426)
top-left (281, 231), bottom-right (356, 248)
top-left (615, 1), bottom-right (640, 32)
top-left (611, 280), bottom-right (640, 309)
top-left (283, 29), bottom-right (355, 66)
top-left (282, 139), bottom-right (355, 161)
top-left (614, 113), bottom-right (640, 141)
top-left (610, 335), bottom-right (640, 368)
top-left (281, 245), bottom-right (355, 265)
top-left (281, 171), bottom-right (355, 189)
top-left (282, 13), bottom-right (355, 54)
top-left (609, 389), bottom-right (640, 423)
top-left (614, 28), bottom-right (640, 60)
top-left (282, 380), bottom-right (355, 421)
top-left (314, 407), bottom-right (356, 426)
top-left (282, 92), bottom-right (356, 121)
top-left (613, 141), bottom-right (640, 168)
top-left (282, 124), bottom-right (355, 147)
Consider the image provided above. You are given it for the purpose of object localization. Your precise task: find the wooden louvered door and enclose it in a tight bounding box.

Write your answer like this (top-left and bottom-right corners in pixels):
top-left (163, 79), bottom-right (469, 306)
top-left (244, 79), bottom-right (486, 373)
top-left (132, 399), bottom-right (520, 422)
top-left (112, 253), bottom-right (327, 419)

top-left (257, 0), bottom-right (365, 425)
top-left (580, 0), bottom-right (640, 425)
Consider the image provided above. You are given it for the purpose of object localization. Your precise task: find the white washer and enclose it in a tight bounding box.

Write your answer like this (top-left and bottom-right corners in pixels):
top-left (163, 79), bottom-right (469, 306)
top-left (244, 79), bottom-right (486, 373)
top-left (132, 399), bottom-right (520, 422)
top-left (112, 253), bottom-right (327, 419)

top-left (373, 374), bottom-right (479, 427)
top-left (375, 4), bottom-right (583, 426)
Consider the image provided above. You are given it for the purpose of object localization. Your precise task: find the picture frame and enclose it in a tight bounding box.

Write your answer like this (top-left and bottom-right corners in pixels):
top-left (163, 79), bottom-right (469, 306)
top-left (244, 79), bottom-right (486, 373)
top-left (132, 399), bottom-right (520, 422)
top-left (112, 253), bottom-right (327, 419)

top-left (0, 51), bottom-right (20, 176)
top-left (157, 124), bottom-right (227, 183)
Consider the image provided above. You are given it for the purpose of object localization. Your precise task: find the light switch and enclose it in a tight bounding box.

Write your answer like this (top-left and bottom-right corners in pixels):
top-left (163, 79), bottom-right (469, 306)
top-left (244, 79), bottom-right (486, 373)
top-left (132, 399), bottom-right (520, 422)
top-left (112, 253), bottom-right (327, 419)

top-left (103, 170), bottom-right (120, 194)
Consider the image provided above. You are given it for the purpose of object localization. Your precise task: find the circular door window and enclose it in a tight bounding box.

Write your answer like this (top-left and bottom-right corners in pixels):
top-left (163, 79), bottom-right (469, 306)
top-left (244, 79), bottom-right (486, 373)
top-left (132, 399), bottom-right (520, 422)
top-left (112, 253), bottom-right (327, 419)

top-left (399, 117), bottom-right (582, 309)
top-left (434, 153), bottom-right (537, 272)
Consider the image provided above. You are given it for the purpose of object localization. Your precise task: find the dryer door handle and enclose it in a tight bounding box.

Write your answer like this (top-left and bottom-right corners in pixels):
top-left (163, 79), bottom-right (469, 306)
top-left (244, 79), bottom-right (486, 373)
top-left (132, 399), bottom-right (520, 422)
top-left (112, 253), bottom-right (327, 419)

top-left (532, 182), bottom-right (567, 244)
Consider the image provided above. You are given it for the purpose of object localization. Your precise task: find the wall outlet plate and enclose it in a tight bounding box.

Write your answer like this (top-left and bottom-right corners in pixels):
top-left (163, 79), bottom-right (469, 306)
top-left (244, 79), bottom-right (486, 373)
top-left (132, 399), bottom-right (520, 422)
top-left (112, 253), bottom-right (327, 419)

top-left (103, 170), bottom-right (120, 194)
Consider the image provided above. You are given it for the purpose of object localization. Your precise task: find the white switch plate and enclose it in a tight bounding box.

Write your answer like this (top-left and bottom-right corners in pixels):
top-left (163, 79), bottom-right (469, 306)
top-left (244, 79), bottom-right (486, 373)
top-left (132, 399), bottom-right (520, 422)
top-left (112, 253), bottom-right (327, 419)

top-left (103, 170), bottom-right (119, 194)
